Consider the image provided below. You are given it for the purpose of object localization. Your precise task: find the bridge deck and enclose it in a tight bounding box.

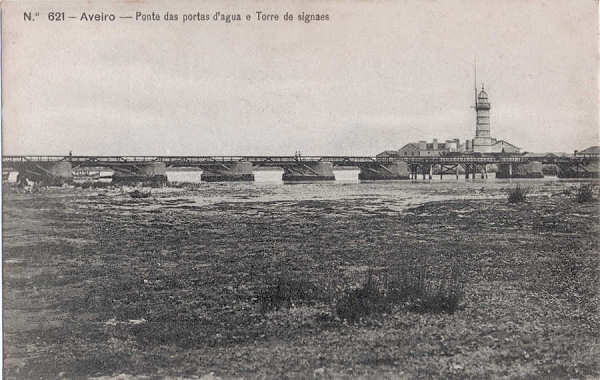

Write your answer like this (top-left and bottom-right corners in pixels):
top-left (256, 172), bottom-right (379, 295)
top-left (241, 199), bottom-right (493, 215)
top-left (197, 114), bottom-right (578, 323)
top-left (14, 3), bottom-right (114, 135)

top-left (1, 154), bottom-right (595, 168)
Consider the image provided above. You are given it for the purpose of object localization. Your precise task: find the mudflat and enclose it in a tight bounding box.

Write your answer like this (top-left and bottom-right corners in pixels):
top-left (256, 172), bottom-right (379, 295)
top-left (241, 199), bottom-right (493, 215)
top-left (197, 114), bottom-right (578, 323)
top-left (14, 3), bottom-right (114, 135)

top-left (3, 183), bottom-right (599, 379)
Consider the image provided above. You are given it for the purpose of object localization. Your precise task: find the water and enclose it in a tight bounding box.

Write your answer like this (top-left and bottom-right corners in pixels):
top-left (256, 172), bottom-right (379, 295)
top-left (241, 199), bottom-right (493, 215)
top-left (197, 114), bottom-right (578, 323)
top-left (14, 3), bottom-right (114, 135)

top-left (98, 169), bottom-right (584, 213)
top-left (7, 169), bottom-right (589, 214)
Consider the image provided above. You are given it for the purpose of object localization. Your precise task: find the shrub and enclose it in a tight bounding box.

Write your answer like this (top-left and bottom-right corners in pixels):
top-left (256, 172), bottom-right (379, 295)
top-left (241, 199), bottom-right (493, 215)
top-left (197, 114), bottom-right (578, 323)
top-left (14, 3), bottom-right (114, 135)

top-left (335, 271), bottom-right (388, 321)
top-left (575, 183), bottom-right (594, 203)
top-left (508, 185), bottom-right (528, 203)
top-left (385, 264), bottom-right (427, 303)
top-left (335, 263), bottom-right (465, 321)
top-left (386, 262), bottom-right (464, 314)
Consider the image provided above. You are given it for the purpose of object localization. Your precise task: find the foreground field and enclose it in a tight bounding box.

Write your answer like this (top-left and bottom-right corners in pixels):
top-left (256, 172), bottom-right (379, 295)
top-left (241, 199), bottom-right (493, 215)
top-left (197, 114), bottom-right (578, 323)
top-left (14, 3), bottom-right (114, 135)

top-left (3, 185), bottom-right (599, 379)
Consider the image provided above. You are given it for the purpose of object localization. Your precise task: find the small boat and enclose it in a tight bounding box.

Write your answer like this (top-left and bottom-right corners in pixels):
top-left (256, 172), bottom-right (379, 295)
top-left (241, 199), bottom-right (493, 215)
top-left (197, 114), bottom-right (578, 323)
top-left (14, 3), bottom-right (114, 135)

top-left (129, 189), bottom-right (151, 199)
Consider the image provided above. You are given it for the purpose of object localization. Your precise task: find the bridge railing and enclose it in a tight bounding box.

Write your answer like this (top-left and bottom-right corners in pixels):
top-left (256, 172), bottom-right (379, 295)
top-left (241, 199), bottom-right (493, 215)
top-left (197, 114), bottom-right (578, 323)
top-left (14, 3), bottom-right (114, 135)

top-left (156, 156), bottom-right (377, 164)
top-left (3, 155), bottom-right (71, 162)
top-left (2, 155), bottom-right (164, 162)
top-left (2, 154), bottom-right (597, 166)
top-left (376, 156), bottom-right (528, 164)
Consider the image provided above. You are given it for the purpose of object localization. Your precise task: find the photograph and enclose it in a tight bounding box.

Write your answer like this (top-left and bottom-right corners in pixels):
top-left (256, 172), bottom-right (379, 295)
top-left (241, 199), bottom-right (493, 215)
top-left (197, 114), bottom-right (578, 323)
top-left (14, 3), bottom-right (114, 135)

top-left (1, 0), bottom-right (598, 378)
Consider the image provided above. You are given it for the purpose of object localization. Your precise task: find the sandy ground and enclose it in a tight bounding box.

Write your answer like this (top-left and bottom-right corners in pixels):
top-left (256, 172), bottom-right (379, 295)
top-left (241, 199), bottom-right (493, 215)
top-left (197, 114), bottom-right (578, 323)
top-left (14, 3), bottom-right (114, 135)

top-left (2, 185), bottom-right (599, 379)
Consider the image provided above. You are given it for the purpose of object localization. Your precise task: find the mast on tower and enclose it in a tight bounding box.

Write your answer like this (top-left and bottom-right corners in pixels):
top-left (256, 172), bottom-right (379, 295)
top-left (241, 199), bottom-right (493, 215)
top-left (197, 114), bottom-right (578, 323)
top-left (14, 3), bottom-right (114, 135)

top-left (474, 57), bottom-right (478, 108)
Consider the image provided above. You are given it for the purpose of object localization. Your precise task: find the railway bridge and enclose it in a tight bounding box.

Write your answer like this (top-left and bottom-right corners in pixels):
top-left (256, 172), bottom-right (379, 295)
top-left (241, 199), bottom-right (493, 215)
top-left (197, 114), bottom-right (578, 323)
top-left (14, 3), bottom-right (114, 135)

top-left (2, 154), bottom-right (598, 185)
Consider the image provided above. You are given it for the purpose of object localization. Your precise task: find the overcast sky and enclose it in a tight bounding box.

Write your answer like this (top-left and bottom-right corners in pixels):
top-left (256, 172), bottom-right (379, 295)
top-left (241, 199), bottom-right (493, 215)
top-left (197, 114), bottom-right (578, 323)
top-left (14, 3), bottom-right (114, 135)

top-left (2, 0), bottom-right (598, 155)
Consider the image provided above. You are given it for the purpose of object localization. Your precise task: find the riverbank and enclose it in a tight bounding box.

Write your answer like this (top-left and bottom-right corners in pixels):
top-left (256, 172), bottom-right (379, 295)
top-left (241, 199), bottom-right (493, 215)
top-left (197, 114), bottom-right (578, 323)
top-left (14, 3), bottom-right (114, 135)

top-left (2, 185), bottom-right (599, 379)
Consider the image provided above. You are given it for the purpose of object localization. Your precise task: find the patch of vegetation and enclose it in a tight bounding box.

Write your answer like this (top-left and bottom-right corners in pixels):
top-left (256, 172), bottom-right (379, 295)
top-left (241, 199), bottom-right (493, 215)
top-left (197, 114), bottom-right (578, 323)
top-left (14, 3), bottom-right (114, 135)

top-left (335, 271), bottom-right (388, 321)
top-left (335, 264), bottom-right (465, 322)
top-left (386, 262), bottom-right (464, 315)
top-left (508, 185), bottom-right (528, 203)
top-left (575, 183), bottom-right (594, 203)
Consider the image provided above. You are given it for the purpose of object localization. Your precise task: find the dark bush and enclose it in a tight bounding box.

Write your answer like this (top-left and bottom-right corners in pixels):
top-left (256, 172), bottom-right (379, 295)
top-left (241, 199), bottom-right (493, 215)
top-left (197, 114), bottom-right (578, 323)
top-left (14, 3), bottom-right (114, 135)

top-left (575, 183), bottom-right (594, 203)
top-left (335, 264), bottom-right (465, 321)
top-left (508, 185), bottom-right (528, 203)
top-left (385, 264), bottom-right (427, 303)
top-left (335, 271), bottom-right (388, 321)
top-left (386, 263), bottom-right (464, 314)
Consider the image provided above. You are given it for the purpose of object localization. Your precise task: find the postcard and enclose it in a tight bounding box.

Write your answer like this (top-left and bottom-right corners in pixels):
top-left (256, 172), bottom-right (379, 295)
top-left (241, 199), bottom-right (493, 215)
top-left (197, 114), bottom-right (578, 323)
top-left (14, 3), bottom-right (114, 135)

top-left (2, 0), bottom-right (598, 378)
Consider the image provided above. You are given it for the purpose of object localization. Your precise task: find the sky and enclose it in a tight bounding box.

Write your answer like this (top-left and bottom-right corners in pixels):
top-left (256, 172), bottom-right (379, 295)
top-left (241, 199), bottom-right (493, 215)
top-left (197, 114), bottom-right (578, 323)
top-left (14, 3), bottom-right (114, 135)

top-left (2, 0), bottom-right (598, 155)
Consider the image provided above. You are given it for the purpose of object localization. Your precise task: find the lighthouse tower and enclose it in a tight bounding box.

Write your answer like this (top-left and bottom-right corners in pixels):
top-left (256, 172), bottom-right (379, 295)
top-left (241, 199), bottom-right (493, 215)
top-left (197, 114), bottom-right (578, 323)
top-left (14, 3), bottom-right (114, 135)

top-left (472, 84), bottom-right (493, 153)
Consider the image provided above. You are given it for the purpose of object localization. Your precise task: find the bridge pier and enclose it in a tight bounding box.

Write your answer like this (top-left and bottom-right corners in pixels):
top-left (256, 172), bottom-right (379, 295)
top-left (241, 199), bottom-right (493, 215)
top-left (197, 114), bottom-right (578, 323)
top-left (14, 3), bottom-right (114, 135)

top-left (112, 162), bottom-right (168, 186)
top-left (15, 161), bottom-right (73, 186)
top-left (201, 161), bottom-right (255, 182)
top-left (358, 161), bottom-right (409, 181)
top-left (557, 159), bottom-right (599, 178)
top-left (496, 162), bottom-right (543, 179)
top-left (282, 161), bottom-right (335, 182)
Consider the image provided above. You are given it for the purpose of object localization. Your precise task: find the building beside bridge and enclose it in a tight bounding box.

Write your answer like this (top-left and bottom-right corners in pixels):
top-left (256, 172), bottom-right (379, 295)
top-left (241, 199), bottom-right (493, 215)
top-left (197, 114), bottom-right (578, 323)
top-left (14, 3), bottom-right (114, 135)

top-left (396, 139), bottom-right (461, 157)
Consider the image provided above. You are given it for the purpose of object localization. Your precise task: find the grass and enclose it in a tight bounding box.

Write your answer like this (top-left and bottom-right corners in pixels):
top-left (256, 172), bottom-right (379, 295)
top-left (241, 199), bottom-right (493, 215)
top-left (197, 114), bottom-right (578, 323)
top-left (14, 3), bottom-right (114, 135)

top-left (575, 183), bottom-right (594, 203)
top-left (508, 185), bottom-right (528, 203)
top-left (3, 189), bottom-right (599, 379)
